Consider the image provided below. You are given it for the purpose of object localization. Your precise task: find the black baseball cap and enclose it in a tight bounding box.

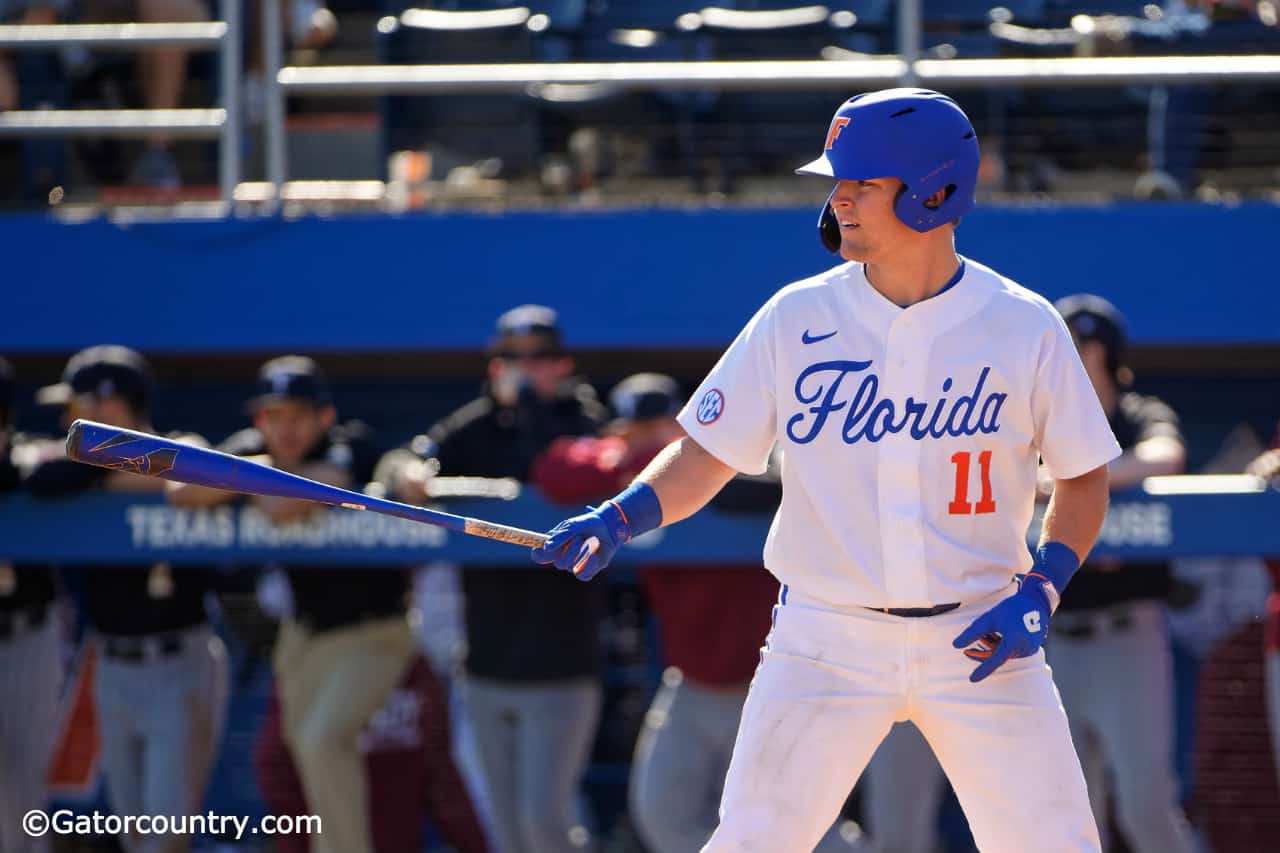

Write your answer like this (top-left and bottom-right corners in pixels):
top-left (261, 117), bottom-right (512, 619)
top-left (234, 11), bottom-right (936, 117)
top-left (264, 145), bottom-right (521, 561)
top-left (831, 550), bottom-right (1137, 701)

top-left (608, 373), bottom-right (682, 423)
top-left (246, 355), bottom-right (333, 412)
top-left (489, 304), bottom-right (565, 357)
top-left (1055, 293), bottom-right (1128, 376)
top-left (36, 345), bottom-right (153, 411)
top-left (0, 357), bottom-right (13, 423)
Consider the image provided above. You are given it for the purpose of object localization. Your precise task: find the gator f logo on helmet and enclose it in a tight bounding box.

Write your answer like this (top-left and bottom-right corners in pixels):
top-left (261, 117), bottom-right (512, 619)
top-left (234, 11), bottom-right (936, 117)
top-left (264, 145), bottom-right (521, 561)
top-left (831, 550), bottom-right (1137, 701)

top-left (796, 88), bottom-right (981, 250)
top-left (824, 116), bottom-right (850, 150)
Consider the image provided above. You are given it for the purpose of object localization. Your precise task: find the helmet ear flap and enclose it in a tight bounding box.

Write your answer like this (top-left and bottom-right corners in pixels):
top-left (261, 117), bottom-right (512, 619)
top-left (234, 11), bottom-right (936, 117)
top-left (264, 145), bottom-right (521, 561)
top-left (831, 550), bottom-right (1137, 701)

top-left (818, 187), bottom-right (841, 252)
top-left (819, 205), bottom-right (841, 253)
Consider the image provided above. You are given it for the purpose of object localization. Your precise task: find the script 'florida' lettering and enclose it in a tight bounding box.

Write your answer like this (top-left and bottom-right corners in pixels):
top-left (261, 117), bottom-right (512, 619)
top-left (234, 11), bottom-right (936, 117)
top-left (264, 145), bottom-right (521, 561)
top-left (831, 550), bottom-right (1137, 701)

top-left (785, 360), bottom-right (1006, 444)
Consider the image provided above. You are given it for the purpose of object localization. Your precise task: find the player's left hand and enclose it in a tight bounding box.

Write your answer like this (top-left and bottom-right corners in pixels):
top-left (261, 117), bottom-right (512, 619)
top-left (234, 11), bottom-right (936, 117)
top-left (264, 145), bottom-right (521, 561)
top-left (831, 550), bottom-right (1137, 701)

top-left (951, 579), bottom-right (1052, 683)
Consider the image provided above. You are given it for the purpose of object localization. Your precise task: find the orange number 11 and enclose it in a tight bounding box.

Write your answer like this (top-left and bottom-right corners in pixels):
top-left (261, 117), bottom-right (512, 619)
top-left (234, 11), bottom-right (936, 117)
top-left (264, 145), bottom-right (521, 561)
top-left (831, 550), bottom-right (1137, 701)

top-left (949, 450), bottom-right (996, 515)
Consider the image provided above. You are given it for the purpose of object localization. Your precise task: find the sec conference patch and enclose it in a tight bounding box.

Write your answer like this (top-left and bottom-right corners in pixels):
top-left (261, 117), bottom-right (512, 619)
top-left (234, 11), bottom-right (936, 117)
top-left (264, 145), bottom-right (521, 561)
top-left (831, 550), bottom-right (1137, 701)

top-left (697, 389), bottom-right (725, 425)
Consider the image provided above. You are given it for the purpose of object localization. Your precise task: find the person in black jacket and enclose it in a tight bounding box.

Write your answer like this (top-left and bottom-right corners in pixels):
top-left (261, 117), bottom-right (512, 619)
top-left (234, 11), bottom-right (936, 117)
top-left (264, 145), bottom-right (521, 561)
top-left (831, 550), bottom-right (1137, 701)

top-left (0, 356), bottom-right (67, 853)
top-left (26, 345), bottom-right (227, 853)
top-left (376, 305), bottom-right (608, 853)
top-left (1046, 296), bottom-right (1196, 853)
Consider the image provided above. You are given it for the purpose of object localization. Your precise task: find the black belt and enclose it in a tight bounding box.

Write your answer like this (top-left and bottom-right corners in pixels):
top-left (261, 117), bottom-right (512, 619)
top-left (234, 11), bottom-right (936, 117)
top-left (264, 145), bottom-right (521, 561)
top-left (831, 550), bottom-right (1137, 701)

top-left (0, 603), bottom-right (50, 640)
top-left (866, 602), bottom-right (961, 618)
top-left (100, 632), bottom-right (188, 662)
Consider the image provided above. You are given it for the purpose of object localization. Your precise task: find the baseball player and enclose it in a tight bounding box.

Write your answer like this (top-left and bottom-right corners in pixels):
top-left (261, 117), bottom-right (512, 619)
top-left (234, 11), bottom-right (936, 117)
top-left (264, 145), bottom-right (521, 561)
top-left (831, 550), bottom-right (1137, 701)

top-left (0, 357), bottom-right (65, 853)
top-left (1046, 295), bottom-right (1198, 853)
top-left (167, 356), bottom-right (438, 853)
top-left (27, 345), bottom-right (228, 853)
top-left (861, 721), bottom-right (946, 853)
top-left (532, 88), bottom-right (1120, 853)
top-left (1244, 426), bottom-right (1280, 786)
top-left (378, 305), bottom-right (608, 853)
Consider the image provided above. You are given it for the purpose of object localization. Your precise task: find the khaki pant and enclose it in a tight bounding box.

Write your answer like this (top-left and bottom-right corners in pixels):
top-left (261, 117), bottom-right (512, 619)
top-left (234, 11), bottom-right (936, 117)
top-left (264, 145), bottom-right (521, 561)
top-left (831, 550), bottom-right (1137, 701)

top-left (273, 615), bottom-right (416, 853)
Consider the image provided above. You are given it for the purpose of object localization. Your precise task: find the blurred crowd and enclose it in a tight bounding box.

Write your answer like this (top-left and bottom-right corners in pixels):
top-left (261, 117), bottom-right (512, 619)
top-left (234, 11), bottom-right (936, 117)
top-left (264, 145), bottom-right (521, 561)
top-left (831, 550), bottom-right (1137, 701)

top-left (0, 0), bottom-right (337, 200)
top-left (1, 295), bottom-right (1279, 853)
top-left (2, 0), bottom-right (1278, 205)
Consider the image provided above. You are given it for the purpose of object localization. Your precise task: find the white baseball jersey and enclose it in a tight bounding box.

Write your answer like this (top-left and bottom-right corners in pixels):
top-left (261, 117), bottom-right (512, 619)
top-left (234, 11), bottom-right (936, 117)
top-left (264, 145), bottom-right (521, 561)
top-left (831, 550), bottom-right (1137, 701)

top-left (677, 257), bottom-right (1121, 608)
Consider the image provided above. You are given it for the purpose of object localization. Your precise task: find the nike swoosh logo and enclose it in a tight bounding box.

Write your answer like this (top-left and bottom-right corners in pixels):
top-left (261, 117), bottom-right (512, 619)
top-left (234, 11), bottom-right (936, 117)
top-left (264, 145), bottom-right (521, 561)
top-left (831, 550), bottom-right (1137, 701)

top-left (801, 329), bottom-right (838, 344)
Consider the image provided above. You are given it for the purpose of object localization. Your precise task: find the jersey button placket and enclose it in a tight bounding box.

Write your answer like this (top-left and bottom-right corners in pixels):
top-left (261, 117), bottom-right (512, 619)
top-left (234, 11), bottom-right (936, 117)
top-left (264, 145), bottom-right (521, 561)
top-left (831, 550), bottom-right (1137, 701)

top-left (895, 316), bottom-right (912, 367)
top-left (879, 314), bottom-right (932, 605)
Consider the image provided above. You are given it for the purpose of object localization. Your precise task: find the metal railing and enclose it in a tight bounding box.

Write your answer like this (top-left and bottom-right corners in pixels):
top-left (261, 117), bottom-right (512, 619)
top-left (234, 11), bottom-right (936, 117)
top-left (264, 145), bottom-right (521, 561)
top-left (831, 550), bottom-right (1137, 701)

top-left (276, 54), bottom-right (1280, 95)
top-left (0, 4), bottom-right (240, 200)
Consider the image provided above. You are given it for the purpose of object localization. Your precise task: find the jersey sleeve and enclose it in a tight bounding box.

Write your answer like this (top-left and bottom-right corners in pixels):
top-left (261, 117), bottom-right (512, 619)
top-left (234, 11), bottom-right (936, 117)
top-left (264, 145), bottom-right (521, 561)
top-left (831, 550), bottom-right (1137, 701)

top-left (677, 298), bottom-right (778, 475)
top-left (1032, 309), bottom-right (1122, 480)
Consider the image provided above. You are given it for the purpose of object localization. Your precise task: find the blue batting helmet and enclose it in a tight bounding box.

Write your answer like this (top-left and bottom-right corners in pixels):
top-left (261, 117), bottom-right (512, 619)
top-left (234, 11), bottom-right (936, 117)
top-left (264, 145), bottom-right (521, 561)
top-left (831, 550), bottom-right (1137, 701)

top-left (796, 88), bottom-right (981, 249)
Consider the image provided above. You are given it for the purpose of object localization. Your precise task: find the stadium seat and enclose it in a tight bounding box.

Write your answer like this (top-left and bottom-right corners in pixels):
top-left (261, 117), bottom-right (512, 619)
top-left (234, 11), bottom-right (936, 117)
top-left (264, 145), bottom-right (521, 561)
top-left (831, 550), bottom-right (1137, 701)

top-left (679, 6), bottom-right (848, 180)
top-left (925, 29), bottom-right (1002, 58)
top-left (377, 5), bottom-right (549, 177)
top-left (1046, 0), bottom-right (1151, 25)
top-left (923, 0), bottom-right (1046, 28)
top-left (828, 0), bottom-right (892, 29)
top-left (821, 0), bottom-right (892, 54)
top-left (919, 1), bottom-right (1049, 59)
top-left (531, 0), bottom-right (720, 185)
top-left (576, 0), bottom-right (710, 58)
top-left (583, 0), bottom-right (706, 31)
top-left (695, 4), bottom-right (834, 61)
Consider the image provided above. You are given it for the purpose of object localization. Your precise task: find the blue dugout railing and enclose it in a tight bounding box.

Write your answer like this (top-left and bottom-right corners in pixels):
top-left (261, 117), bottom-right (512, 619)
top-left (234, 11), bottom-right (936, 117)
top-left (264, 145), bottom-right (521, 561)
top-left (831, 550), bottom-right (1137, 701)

top-left (3, 478), bottom-right (1277, 564)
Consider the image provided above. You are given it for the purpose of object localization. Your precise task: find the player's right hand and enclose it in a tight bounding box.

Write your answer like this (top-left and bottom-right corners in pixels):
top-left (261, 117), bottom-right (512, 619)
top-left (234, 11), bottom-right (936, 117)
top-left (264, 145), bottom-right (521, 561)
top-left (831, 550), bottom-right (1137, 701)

top-left (531, 501), bottom-right (631, 581)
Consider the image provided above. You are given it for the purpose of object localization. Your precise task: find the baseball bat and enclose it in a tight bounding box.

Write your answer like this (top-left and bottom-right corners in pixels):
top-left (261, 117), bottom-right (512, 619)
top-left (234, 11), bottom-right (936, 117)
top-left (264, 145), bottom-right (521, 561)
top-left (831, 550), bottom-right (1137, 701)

top-left (65, 419), bottom-right (549, 549)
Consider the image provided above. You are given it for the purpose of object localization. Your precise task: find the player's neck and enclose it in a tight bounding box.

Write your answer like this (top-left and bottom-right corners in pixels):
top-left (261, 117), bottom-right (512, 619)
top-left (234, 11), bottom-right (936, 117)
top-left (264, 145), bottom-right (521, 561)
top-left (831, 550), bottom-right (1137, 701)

top-left (863, 241), bottom-right (961, 308)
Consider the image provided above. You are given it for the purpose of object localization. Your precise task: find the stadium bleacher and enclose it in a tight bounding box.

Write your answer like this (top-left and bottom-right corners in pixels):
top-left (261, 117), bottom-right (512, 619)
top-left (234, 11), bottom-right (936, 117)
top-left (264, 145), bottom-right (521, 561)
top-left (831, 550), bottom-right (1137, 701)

top-left (2, 0), bottom-right (1273, 204)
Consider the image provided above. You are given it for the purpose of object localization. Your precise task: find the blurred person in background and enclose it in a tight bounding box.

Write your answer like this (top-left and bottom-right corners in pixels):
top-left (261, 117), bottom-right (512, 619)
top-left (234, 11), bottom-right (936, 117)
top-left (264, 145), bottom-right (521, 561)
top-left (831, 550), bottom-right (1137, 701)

top-left (167, 356), bottom-right (488, 853)
top-left (0, 0), bottom-right (65, 111)
top-left (242, 0), bottom-right (337, 127)
top-left (0, 357), bottom-right (66, 853)
top-left (376, 304), bottom-right (608, 853)
top-left (1245, 421), bottom-right (1280, 786)
top-left (77, 0), bottom-right (210, 188)
top-left (530, 374), bottom-right (863, 853)
top-left (25, 345), bottom-right (227, 853)
top-left (0, 0), bottom-right (67, 204)
top-left (1046, 296), bottom-right (1197, 853)
top-left (859, 722), bottom-right (946, 853)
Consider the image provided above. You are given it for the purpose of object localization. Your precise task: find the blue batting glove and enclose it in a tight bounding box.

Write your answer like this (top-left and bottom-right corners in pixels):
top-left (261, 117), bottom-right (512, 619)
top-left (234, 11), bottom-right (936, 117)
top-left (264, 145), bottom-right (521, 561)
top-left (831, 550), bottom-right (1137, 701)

top-left (952, 542), bottom-right (1080, 682)
top-left (531, 503), bottom-right (626, 581)
top-left (531, 482), bottom-right (663, 582)
top-left (951, 581), bottom-right (1051, 683)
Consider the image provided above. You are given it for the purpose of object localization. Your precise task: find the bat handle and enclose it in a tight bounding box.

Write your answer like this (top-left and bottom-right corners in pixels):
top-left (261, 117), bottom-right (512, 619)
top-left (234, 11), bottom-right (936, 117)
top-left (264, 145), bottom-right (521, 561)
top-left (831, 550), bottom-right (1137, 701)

top-left (463, 518), bottom-right (549, 549)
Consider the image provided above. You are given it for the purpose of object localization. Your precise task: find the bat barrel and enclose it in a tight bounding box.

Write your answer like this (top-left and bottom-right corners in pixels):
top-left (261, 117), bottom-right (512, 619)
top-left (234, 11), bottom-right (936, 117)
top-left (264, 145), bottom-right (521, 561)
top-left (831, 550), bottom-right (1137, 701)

top-left (65, 419), bottom-right (549, 550)
top-left (67, 419), bottom-right (184, 477)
